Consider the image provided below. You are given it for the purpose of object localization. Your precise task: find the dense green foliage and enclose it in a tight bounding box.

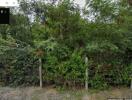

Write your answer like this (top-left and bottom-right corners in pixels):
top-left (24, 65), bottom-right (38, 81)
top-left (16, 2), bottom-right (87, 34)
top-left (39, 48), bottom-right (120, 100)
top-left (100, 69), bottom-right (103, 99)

top-left (0, 0), bottom-right (132, 89)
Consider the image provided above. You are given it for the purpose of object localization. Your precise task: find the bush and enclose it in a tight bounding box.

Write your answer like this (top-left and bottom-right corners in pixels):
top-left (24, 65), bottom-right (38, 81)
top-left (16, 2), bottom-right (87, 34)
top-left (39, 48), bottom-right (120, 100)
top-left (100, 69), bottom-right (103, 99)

top-left (0, 46), bottom-right (39, 86)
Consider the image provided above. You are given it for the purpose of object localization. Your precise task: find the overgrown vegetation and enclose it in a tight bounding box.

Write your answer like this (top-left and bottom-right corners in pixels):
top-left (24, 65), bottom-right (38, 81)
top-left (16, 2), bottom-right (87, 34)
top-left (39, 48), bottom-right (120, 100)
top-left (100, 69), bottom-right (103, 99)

top-left (0, 0), bottom-right (132, 89)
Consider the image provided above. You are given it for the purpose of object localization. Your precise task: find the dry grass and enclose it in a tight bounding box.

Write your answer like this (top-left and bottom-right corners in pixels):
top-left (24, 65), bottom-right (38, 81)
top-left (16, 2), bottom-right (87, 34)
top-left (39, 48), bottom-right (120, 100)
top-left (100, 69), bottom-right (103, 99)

top-left (88, 87), bottom-right (132, 100)
top-left (0, 86), bottom-right (131, 100)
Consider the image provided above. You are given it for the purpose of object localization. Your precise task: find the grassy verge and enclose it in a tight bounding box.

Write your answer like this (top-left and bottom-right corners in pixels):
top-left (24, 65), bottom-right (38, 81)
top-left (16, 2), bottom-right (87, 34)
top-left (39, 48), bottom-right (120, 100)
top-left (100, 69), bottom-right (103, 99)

top-left (0, 86), bottom-right (131, 100)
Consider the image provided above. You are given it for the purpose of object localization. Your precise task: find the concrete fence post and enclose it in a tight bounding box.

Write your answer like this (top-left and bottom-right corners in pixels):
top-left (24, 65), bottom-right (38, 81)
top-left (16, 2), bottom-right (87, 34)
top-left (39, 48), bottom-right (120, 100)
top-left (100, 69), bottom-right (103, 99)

top-left (85, 56), bottom-right (88, 90)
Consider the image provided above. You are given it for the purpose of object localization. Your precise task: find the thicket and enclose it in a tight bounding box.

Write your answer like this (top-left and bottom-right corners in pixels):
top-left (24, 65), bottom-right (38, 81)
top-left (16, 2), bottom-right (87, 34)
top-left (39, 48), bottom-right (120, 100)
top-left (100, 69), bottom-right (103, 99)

top-left (0, 0), bottom-right (132, 89)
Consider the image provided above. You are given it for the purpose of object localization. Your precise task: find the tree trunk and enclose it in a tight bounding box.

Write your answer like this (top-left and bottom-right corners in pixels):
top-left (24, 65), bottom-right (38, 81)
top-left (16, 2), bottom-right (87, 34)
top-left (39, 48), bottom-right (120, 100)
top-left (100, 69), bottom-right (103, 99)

top-left (39, 58), bottom-right (42, 88)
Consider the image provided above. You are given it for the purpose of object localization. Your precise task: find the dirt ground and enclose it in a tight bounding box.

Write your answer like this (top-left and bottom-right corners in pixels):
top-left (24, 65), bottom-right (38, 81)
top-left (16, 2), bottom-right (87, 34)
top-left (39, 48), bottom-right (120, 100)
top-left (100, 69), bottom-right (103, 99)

top-left (0, 87), bottom-right (131, 100)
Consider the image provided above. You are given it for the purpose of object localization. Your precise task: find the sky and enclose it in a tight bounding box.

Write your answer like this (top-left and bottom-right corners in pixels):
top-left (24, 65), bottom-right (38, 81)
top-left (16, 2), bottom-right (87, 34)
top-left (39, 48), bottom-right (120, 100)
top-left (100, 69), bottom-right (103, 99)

top-left (0, 0), bottom-right (19, 7)
top-left (0, 0), bottom-right (85, 8)
top-left (74, 0), bottom-right (85, 8)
